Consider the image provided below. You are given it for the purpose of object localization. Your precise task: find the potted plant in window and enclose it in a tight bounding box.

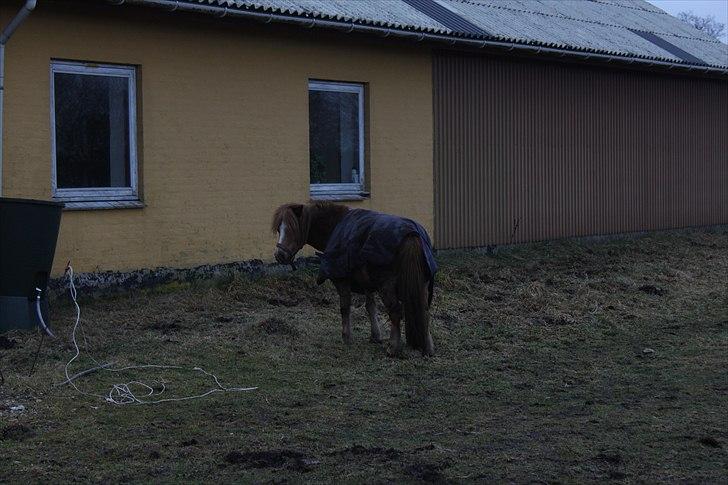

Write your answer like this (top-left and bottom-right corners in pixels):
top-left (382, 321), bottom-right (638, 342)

top-left (0, 197), bottom-right (63, 334)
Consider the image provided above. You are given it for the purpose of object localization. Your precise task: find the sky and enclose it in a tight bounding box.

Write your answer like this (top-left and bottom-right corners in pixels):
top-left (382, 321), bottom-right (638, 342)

top-left (646, 0), bottom-right (728, 42)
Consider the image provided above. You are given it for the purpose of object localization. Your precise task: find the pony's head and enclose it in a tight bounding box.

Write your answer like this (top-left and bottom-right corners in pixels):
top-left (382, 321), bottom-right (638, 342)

top-left (271, 203), bottom-right (307, 266)
top-left (272, 201), bottom-right (350, 266)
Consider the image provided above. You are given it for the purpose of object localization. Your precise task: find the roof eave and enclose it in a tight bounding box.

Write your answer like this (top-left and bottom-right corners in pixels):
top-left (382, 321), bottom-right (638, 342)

top-left (111, 0), bottom-right (728, 77)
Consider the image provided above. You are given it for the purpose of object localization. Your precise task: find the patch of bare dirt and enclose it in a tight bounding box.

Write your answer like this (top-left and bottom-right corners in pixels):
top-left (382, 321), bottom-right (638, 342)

top-left (698, 436), bottom-right (722, 448)
top-left (638, 284), bottom-right (667, 296)
top-left (404, 462), bottom-right (449, 483)
top-left (1, 424), bottom-right (35, 441)
top-left (223, 449), bottom-right (317, 472)
top-left (0, 336), bottom-right (18, 350)
top-left (326, 445), bottom-right (402, 461)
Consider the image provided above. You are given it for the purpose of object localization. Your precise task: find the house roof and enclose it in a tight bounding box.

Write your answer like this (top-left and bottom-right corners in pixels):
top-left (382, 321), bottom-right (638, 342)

top-left (119, 0), bottom-right (728, 71)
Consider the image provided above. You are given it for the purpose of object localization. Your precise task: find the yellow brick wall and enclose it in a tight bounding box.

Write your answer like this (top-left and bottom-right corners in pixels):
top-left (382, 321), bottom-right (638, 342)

top-left (1, 4), bottom-right (433, 275)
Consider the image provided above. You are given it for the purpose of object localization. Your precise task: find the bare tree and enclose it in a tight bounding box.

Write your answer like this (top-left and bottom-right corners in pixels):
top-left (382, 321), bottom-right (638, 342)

top-left (677, 11), bottom-right (726, 40)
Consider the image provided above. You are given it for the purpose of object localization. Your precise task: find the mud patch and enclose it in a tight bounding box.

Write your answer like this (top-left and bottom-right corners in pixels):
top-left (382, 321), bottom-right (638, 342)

top-left (0, 336), bottom-right (17, 350)
top-left (326, 445), bottom-right (402, 462)
top-left (1, 424), bottom-right (35, 441)
top-left (223, 449), bottom-right (315, 472)
top-left (698, 436), bottom-right (722, 448)
top-left (405, 462), bottom-right (448, 483)
top-left (638, 285), bottom-right (666, 296)
top-left (594, 452), bottom-right (623, 465)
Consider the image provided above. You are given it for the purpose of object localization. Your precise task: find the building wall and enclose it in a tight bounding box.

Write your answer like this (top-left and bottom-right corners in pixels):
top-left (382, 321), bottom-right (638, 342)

top-left (1, 4), bottom-right (434, 275)
top-left (434, 52), bottom-right (728, 248)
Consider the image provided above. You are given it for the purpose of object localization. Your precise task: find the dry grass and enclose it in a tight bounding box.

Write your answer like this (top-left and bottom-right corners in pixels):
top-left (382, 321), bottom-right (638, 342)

top-left (1, 228), bottom-right (727, 483)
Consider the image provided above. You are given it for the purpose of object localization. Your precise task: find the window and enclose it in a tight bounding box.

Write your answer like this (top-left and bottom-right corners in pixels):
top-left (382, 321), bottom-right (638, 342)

top-left (309, 81), bottom-right (365, 198)
top-left (51, 61), bottom-right (138, 206)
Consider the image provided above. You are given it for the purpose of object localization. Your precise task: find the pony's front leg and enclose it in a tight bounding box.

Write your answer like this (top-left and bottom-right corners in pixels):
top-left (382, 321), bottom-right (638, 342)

top-left (334, 281), bottom-right (353, 345)
top-left (365, 292), bottom-right (383, 343)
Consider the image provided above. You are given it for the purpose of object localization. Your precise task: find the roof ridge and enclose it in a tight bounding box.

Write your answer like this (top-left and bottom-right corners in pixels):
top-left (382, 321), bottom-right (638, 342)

top-left (446, 0), bottom-right (725, 45)
top-left (584, 0), bottom-right (669, 15)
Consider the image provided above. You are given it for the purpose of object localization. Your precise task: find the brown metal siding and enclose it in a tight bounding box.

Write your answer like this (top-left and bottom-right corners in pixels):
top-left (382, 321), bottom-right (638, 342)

top-left (434, 53), bottom-right (728, 249)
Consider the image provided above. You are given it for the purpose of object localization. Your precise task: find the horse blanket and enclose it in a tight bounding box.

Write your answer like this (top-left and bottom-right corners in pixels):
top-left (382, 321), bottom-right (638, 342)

top-left (317, 209), bottom-right (437, 284)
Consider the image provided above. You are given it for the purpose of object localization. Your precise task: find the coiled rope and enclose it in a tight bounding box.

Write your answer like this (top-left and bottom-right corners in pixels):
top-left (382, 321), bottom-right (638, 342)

top-left (62, 265), bottom-right (257, 404)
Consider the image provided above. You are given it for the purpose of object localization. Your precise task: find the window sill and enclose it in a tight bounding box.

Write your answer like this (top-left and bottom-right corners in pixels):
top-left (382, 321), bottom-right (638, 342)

top-left (60, 200), bottom-right (145, 211)
top-left (310, 192), bottom-right (370, 202)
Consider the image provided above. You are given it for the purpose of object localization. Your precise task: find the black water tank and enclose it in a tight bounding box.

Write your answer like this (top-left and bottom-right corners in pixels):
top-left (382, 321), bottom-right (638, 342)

top-left (0, 197), bottom-right (63, 332)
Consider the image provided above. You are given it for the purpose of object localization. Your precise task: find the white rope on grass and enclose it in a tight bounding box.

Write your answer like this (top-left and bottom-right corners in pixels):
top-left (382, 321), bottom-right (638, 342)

top-left (63, 265), bottom-right (257, 405)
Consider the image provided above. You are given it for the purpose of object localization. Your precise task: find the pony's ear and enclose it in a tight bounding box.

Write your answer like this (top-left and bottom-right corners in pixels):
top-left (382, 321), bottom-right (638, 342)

top-left (290, 204), bottom-right (304, 218)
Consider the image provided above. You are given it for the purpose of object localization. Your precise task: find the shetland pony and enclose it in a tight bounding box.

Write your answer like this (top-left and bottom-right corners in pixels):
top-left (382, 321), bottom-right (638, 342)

top-left (272, 202), bottom-right (435, 356)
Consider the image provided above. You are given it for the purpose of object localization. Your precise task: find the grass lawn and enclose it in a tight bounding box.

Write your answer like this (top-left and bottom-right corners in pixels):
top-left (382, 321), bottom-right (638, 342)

top-left (1, 228), bottom-right (727, 483)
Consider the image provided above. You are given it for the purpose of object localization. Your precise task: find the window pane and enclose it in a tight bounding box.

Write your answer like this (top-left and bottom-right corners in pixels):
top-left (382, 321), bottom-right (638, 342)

top-left (54, 72), bottom-right (131, 189)
top-left (309, 89), bottom-right (360, 185)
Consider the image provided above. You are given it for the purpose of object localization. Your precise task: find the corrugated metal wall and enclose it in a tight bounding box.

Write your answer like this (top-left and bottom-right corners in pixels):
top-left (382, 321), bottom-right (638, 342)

top-left (434, 53), bottom-right (728, 249)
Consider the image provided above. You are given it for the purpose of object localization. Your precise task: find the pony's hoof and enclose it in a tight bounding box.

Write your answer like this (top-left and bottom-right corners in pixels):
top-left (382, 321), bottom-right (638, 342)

top-left (386, 345), bottom-right (402, 357)
top-left (369, 335), bottom-right (384, 344)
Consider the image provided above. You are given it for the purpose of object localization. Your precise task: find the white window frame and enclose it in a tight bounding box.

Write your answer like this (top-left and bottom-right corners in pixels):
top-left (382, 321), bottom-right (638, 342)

top-left (308, 80), bottom-right (365, 198)
top-left (50, 60), bottom-right (139, 203)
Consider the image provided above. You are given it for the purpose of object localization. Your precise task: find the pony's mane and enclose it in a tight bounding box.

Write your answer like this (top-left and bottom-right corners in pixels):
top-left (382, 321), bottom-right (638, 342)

top-left (271, 201), bottom-right (349, 247)
top-left (271, 203), bottom-right (298, 233)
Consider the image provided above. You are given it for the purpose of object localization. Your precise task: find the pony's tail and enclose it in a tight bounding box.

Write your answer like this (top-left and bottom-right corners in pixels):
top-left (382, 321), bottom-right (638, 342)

top-left (396, 235), bottom-right (434, 356)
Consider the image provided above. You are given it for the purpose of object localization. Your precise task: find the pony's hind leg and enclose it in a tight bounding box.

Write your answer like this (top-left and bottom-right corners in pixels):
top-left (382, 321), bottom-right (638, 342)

top-left (334, 280), bottom-right (353, 345)
top-left (421, 282), bottom-right (435, 357)
top-left (379, 285), bottom-right (403, 356)
top-left (365, 292), bottom-right (383, 343)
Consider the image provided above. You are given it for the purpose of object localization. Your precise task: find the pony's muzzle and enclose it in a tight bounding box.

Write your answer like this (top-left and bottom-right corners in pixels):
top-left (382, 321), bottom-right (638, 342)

top-left (274, 248), bottom-right (288, 264)
top-left (275, 243), bottom-right (294, 265)
top-left (274, 248), bottom-right (297, 271)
